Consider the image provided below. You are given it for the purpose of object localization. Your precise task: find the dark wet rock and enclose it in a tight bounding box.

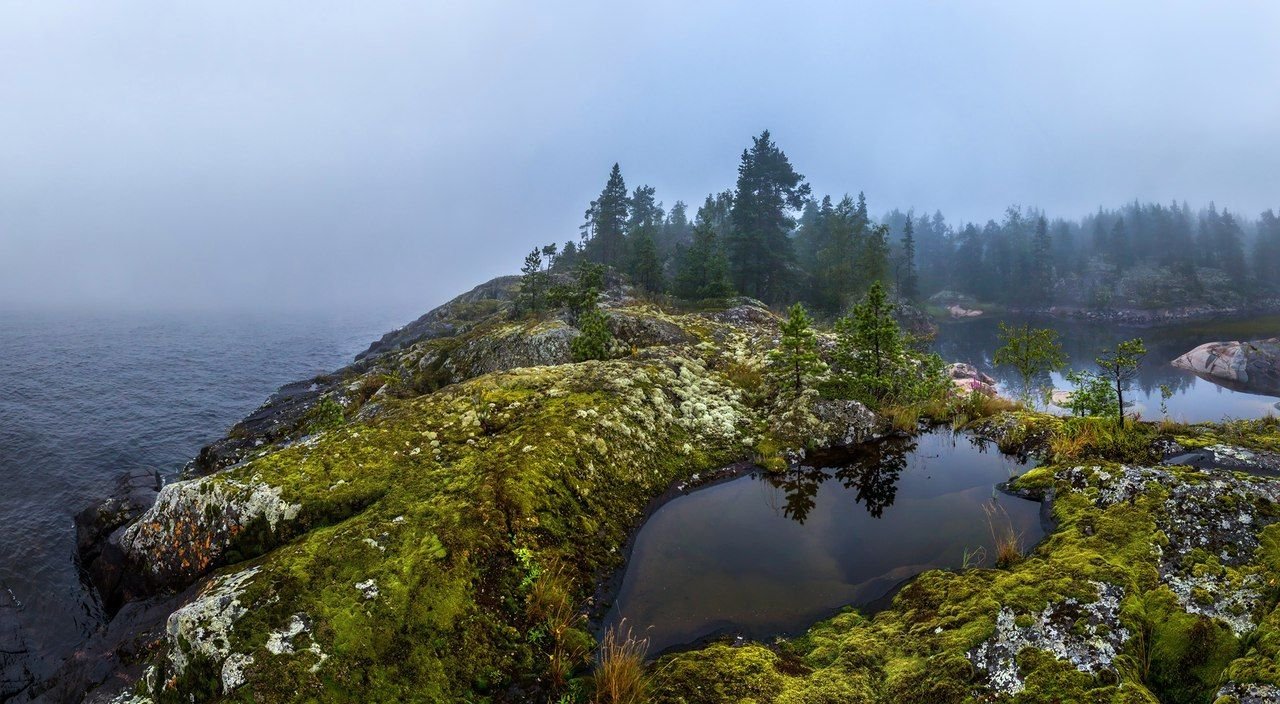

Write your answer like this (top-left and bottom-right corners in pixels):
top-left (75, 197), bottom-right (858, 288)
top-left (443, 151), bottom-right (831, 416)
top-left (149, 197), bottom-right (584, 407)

top-left (76, 470), bottom-right (165, 617)
top-left (968, 581), bottom-right (1128, 696)
top-left (1172, 337), bottom-right (1280, 397)
top-left (186, 376), bottom-right (327, 477)
top-left (1163, 442), bottom-right (1280, 475)
top-left (1, 585), bottom-right (34, 702)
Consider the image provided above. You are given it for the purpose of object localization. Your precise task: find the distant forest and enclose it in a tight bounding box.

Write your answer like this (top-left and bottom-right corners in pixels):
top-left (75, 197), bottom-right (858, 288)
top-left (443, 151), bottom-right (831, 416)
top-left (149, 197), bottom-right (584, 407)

top-left (531, 130), bottom-right (1280, 316)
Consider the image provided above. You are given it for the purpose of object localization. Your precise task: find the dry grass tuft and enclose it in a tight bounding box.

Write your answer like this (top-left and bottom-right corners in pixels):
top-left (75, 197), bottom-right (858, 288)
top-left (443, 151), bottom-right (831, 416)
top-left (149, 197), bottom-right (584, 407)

top-left (593, 622), bottom-right (650, 704)
top-left (983, 503), bottom-right (1024, 568)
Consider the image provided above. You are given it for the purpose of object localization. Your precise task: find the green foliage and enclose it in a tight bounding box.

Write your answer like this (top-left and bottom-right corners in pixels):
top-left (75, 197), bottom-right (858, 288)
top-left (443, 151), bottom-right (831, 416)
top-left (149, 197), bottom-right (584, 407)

top-left (548, 261), bottom-right (606, 322)
top-left (1096, 338), bottom-right (1148, 427)
top-left (767, 303), bottom-right (825, 394)
top-left (1063, 369), bottom-right (1119, 417)
top-left (898, 214), bottom-right (918, 301)
top-left (517, 244), bottom-right (557, 316)
top-left (570, 308), bottom-right (613, 362)
top-left (673, 220), bottom-right (734, 301)
top-left (727, 129), bottom-right (811, 305)
top-left (993, 322), bottom-right (1067, 404)
top-left (303, 396), bottom-right (345, 433)
top-left (581, 163), bottom-right (629, 267)
top-left (626, 228), bottom-right (664, 294)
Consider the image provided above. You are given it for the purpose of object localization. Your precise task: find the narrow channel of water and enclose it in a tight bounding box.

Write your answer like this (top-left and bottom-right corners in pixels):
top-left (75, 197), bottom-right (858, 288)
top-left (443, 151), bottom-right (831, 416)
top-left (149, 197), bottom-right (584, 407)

top-left (604, 430), bottom-right (1044, 655)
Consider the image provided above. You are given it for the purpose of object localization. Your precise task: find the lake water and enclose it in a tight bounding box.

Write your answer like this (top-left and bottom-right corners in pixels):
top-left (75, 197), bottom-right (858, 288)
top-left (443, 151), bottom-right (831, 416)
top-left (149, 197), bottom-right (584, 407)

top-left (0, 307), bottom-right (409, 689)
top-left (604, 430), bottom-right (1043, 655)
top-left (934, 314), bottom-right (1280, 423)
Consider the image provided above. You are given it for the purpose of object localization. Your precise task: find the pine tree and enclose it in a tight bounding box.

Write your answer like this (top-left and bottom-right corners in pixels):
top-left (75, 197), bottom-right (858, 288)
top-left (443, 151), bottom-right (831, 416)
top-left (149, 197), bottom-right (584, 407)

top-left (627, 229), bottom-right (664, 293)
top-left (899, 215), bottom-right (919, 301)
top-left (674, 221), bottom-right (733, 300)
top-left (1029, 216), bottom-right (1053, 305)
top-left (858, 224), bottom-right (892, 293)
top-left (728, 130), bottom-right (811, 304)
top-left (768, 303), bottom-right (824, 394)
top-left (517, 245), bottom-right (554, 316)
top-left (1095, 338), bottom-right (1147, 428)
top-left (584, 164), bottom-right (629, 267)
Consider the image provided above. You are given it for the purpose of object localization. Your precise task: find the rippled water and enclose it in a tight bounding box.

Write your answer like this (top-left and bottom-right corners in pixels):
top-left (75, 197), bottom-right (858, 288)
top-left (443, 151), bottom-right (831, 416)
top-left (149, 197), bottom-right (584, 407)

top-left (605, 430), bottom-right (1043, 655)
top-left (0, 307), bottom-right (408, 681)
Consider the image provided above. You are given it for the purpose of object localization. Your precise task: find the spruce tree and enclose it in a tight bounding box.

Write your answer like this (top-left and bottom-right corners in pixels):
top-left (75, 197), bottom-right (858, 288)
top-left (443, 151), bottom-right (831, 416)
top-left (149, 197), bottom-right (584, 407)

top-left (1029, 216), bottom-right (1053, 305)
top-left (728, 130), bottom-right (811, 304)
top-left (858, 224), bottom-right (892, 293)
top-left (674, 221), bottom-right (733, 300)
top-left (899, 215), bottom-right (919, 301)
top-left (627, 229), bottom-right (664, 294)
top-left (585, 164), bottom-right (629, 267)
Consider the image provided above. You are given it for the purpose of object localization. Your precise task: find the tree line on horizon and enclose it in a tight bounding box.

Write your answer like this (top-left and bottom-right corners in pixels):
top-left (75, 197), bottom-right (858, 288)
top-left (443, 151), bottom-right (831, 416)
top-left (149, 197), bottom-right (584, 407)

top-left (519, 129), bottom-right (1280, 316)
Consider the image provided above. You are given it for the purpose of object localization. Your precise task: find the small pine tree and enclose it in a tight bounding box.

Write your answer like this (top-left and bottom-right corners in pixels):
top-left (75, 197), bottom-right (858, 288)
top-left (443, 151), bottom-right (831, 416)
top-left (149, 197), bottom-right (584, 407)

top-left (571, 307), bottom-right (613, 362)
top-left (517, 247), bottom-right (550, 316)
top-left (768, 303), bottom-right (825, 394)
top-left (828, 281), bottom-right (910, 403)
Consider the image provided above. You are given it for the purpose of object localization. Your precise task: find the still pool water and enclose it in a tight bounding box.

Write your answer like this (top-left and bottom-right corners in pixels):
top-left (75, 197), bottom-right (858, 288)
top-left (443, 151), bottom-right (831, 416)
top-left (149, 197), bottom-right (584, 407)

top-left (934, 314), bottom-right (1280, 423)
top-left (604, 430), bottom-right (1043, 655)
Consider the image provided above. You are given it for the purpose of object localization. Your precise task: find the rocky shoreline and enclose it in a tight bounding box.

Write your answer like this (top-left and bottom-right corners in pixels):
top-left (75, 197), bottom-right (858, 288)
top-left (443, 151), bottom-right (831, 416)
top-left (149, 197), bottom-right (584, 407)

top-left (14, 276), bottom-right (1280, 703)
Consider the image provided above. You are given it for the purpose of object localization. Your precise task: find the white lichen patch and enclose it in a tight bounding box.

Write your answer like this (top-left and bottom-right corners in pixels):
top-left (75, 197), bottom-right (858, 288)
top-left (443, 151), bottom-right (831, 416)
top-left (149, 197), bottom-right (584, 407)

top-left (355, 578), bottom-right (379, 600)
top-left (221, 652), bottom-right (254, 692)
top-left (266, 613), bottom-right (310, 655)
top-left (165, 567), bottom-right (260, 684)
top-left (968, 581), bottom-right (1129, 696)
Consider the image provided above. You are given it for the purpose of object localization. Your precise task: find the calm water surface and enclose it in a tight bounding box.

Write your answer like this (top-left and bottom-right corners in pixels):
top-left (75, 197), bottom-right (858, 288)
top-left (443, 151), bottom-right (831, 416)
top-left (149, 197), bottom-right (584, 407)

top-left (605, 430), bottom-right (1042, 654)
top-left (0, 307), bottom-right (410, 681)
top-left (935, 315), bottom-right (1280, 423)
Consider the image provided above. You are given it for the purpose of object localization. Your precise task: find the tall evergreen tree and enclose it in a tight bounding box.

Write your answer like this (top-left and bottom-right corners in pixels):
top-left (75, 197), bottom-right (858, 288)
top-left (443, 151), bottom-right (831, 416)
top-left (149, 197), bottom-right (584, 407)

top-left (674, 221), bottom-right (733, 300)
top-left (899, 215), bottom-right (919, 301)
top-left (727, 130), bottom-right (811, 304)
top-left (1029, 216), bottom-right (1053, 304)
top-left (584, 164), bottom-right (629, 267)
top-left (627, 229), bottom-right (664, 293)
top-left (857, 224), bottom-right (892, 293)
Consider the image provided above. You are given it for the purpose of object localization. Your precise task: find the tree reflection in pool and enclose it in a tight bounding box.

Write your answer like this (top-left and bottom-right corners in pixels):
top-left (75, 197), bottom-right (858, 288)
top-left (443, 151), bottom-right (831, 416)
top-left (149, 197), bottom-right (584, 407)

top-left (603, 429), bottom-right (1045, 656)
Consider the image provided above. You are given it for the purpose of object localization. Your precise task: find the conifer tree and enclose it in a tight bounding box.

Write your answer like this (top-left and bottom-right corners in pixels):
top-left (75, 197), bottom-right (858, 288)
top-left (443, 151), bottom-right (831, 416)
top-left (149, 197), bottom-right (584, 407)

top-left (728, 130), bottom-right (811, 304)
top-left (674, 221), bottom-right (732, 300)
top-left (627, 229), bottom-right (664, 293)
top-left (1029, 216), bottom-right (1053, 304)
top-left (768, 303), bottom-right (824, 394)
top-left (858, 224), bottom-right (892, 293)
top-left (899, 215), bottom-right (919, 301)
top-left (584, 164), bottom-right (629, 267)
top-left (1095, 338), bottom-right (1147, 428)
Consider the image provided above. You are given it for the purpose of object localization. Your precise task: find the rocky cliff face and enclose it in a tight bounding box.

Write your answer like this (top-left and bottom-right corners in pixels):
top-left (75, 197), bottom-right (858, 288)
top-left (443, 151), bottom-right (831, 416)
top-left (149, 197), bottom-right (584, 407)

top-left (1173, 338), bottom-right (1280, 397)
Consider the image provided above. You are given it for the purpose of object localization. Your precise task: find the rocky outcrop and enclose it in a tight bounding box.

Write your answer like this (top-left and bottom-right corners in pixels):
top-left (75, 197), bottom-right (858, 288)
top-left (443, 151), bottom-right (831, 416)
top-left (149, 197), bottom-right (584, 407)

top-left (811, 399), bottom-right (883, 447)
top-left (1172, 338), bottom-right (1280, 396)
top-left (1, 584), bottom-right (33, 701)
top-left (946, 362), bottom-right (997, 395)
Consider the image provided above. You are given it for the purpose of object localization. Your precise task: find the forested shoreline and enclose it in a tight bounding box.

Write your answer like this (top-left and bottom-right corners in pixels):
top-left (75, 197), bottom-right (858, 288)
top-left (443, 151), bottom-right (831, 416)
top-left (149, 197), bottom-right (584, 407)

top-left (525, 130), bottom-right (1280, 317)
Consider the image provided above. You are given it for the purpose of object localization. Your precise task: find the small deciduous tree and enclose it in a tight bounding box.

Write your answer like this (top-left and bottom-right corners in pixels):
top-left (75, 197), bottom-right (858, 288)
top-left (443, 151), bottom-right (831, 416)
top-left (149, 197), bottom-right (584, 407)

top-left (1062, 369), bottom-right (1118, 417)
top-left (993, 322), bottom-right (1067, 405)
top-left (1095, 338), bottom-right (1147, 427)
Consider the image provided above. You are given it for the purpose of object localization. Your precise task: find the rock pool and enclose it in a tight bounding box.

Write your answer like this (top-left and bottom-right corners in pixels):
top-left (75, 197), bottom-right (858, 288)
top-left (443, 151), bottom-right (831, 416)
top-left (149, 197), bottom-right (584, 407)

top-left (604, 429), bottom-right (1045, 655)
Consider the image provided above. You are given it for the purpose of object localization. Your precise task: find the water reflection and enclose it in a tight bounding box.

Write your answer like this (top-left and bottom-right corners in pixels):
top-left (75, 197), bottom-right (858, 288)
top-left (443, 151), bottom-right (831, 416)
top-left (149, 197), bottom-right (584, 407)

top-left (934, 314), bottom-right (1280, 422)
top-left (604, 431), bottom-right (1042, 655)
top-left (768, 438), bottom-right (913, 522)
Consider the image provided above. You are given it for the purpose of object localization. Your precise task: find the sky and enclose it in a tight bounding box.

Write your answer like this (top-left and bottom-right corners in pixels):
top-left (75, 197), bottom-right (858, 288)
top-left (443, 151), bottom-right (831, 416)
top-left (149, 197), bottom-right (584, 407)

top-left (2, 1), bottom-right (1278, 313)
